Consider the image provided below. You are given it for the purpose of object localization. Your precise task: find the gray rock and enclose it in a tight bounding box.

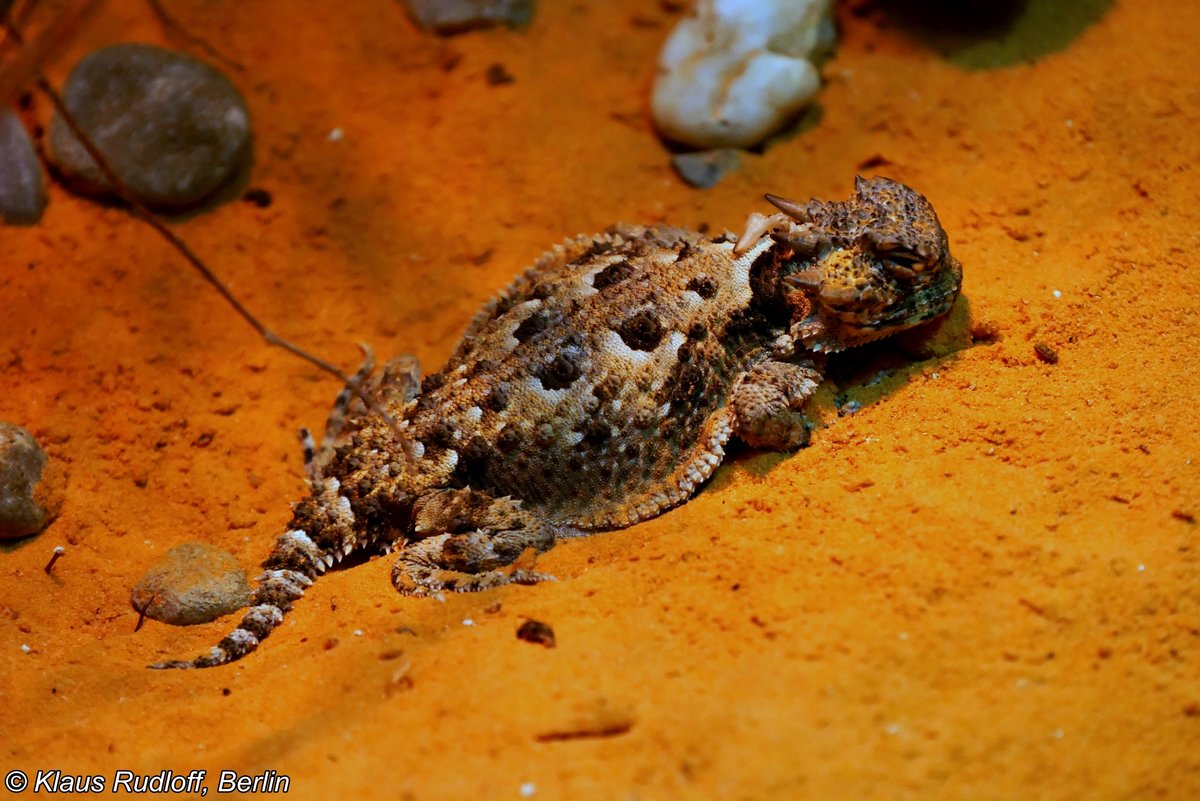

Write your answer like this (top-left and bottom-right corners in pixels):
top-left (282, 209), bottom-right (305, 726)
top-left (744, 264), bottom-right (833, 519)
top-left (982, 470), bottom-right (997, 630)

top-left (670, 148), bottom-right (742, 189)
top-left (131, 542), bottom-right (252, 626)
top-left (0, 422), bottom-right (65, 539)
top-left (402, 0), bottom-right (533, 34)
top-left (0, 109), bottom-right (47, 225)
top-left (48, 44), bottom-right (251, 211)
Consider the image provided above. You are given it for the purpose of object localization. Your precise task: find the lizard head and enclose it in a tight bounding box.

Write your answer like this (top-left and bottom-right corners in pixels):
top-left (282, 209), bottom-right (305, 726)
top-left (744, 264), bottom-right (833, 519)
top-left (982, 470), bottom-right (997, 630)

top-left (739, 176), bottom-right (963, 353)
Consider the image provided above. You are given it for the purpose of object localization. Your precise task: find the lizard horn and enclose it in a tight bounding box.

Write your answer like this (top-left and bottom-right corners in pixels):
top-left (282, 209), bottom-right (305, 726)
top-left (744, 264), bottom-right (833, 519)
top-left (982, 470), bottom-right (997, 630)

top-left (764, 193), bottom-right (811, 221)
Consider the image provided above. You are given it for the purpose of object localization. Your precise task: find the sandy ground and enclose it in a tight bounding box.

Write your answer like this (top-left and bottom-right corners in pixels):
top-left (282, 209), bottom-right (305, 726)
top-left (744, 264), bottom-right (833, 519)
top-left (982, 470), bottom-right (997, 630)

top-left (2, 1), bottom-right (1198, 798)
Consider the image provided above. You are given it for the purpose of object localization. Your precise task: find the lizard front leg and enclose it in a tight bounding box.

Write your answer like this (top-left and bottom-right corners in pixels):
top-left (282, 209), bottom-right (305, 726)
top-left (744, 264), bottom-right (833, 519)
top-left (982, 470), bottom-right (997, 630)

top-left (730, 360), bottom-right (823, 450)
top-left (392, 488), bottom-right (562, 597)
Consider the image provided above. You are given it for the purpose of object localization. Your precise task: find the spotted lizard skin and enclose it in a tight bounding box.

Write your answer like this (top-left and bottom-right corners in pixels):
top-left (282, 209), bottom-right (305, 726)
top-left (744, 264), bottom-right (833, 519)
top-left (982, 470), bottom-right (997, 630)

top-left (151, 176), bottom-right (962, 668)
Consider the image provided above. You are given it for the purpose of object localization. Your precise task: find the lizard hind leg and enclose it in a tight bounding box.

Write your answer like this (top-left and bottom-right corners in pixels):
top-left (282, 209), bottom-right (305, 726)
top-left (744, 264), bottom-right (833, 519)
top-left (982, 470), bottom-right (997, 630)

top-left (301, 349), bottom-right (422, 484)
top-left (301, 344), bottom-right (379, 483)
top-left (391, 488), bottom-right (563, 598)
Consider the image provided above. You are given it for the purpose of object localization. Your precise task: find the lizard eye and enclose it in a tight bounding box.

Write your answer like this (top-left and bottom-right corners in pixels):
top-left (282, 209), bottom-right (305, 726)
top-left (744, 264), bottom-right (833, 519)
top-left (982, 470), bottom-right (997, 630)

top-left (881, 249), bottom-right (924, 279)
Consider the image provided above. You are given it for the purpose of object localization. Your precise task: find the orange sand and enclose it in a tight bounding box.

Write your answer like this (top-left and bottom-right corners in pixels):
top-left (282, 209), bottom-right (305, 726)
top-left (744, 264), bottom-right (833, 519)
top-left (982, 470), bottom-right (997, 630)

top-left (2, 1), bottom-right (1198, 798)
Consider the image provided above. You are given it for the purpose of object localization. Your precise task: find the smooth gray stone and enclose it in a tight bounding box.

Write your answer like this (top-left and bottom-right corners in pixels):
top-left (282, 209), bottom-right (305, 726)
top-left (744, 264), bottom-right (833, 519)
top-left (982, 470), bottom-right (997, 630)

top-left (403, 0), bottom-right (533, 33)
top-left (0, 109), bottom-right (47, 225)
top-left (49, 44), bottom-right (251, 211)
top-left (671, 148), bottom-right (742, 189)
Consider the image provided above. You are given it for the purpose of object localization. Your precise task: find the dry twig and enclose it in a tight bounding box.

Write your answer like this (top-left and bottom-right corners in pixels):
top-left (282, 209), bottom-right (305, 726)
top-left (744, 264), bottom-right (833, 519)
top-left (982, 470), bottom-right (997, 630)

top-left (1, 6), bottom-right (404, 441)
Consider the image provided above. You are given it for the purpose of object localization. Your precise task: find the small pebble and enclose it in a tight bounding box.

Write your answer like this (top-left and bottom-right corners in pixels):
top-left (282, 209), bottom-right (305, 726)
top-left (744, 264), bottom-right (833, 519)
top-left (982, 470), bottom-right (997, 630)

top-left (242, 187), bottom-right (272, 208)
top-left (1034, 342), bottom-right (1059, 364)
top-left (0, 110), bottom-right (47, 224)
top-left (0, 422), bottom-right (66, 539)
top-left (838, 400), bottom-right (862, 417)
top-left (48, 44), bottom-right (251, 211)
top-left (516, 619), bottom-right (557, 648)
top-left (131, 542), bottom-right (252, 625)
top-left (670, 149), bottom-right (741, 189)
top-left (485, 63), bottom-right (515, 86)
top-left (402, 0), bottom-right (533, 34)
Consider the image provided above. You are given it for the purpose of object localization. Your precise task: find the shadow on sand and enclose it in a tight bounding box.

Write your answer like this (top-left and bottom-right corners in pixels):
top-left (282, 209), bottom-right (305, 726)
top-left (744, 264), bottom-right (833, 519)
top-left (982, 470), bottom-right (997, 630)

top-left (864, 0), bottom-right (1115, 70)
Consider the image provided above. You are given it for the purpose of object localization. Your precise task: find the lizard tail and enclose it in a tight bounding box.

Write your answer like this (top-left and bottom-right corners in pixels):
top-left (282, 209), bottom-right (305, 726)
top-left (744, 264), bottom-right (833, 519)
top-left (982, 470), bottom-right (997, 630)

top-left (148, 349), bottom-right (417, 670)
top-left (148, 529), bottom-right (331, 670)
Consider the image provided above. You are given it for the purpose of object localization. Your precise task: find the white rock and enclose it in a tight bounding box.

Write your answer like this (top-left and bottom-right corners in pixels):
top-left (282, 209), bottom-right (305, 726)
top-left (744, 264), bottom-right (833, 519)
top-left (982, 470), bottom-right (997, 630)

top-left (651, 0), bottom-right (836, 149)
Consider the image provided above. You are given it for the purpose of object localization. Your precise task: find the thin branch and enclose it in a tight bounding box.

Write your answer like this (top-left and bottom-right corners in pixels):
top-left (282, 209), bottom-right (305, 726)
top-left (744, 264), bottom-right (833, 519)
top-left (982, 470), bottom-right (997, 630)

top-left (1, 11), bottom-right (406, 446)
top-left (0, 0), bottom-right (102, 108)
top-left (145, 0), bottom-right (244, 72)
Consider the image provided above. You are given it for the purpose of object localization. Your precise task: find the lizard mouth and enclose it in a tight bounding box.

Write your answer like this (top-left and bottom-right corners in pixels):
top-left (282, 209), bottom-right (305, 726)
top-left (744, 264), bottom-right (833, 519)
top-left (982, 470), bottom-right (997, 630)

top-left (848, 252), bottom-right (963, 333)
top-left (904, 253), bottom-right (963, 319)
